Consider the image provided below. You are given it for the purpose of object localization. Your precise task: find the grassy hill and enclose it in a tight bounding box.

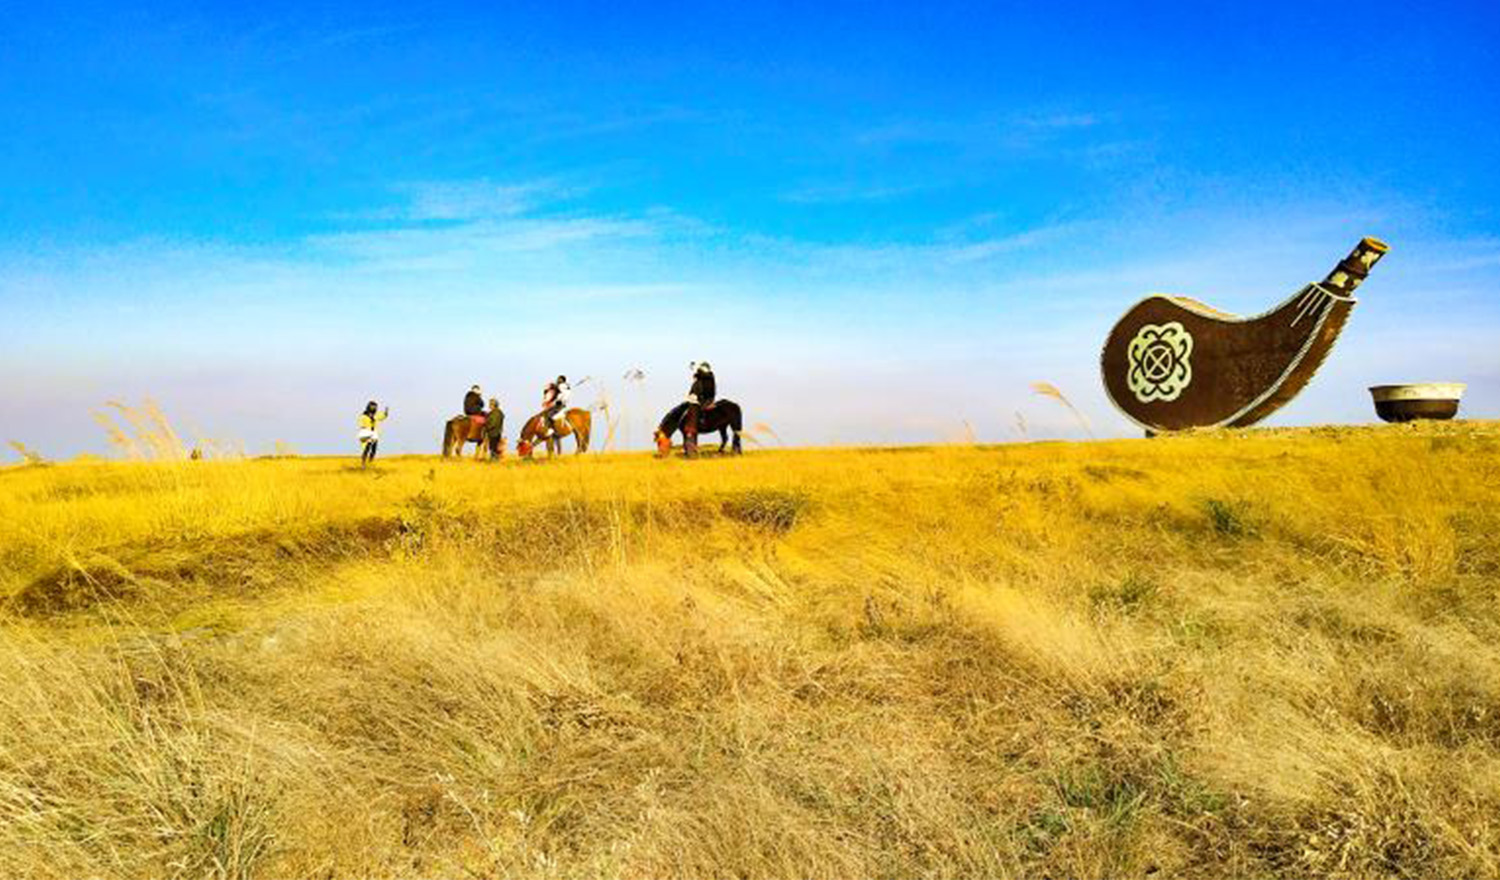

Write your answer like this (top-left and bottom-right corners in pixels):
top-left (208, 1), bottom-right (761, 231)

top-left (2, 424), bottom-right (1498, 878)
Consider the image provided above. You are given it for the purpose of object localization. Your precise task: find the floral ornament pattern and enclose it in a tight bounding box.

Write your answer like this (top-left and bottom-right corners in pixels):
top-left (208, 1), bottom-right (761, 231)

top-left (1127, 321), bottom-right (1194, 403)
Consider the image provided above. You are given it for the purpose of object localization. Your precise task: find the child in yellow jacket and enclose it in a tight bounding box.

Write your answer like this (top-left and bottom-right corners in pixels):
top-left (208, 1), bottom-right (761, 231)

top-left (358, 401), bottom-right (389, 466)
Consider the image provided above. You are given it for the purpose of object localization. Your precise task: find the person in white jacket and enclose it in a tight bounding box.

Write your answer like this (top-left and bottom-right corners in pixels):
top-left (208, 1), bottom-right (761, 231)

top-left (541, 375), bottom-right (571, 436)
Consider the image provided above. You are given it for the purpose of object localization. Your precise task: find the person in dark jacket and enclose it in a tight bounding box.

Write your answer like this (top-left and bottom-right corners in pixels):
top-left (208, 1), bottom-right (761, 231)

top-left (463, 385), bottom-right (485, 418)
top-left (690, 361), bottom-right (716, 408)
top-left (483, 397), bottom-right (505, 459)
top-left (663, 362), bottom-right (716, 435)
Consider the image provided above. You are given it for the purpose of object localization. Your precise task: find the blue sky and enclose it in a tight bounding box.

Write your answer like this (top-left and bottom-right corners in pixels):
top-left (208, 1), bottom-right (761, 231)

top-left (2, 1), bottom-right (1498, 457)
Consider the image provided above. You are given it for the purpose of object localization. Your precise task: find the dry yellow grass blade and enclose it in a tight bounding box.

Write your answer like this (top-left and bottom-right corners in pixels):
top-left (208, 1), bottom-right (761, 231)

top-left (1030, 381), bottom-right (1095, 437)
top-left (92, 399), bottom-right (190, 462)
top-left (5, 441), bottom-right (44, 465)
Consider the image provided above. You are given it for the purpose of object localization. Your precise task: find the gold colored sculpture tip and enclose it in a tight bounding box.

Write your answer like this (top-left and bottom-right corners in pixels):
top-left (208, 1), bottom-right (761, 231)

top-left (1362, 236), bottom-right (1390, 253)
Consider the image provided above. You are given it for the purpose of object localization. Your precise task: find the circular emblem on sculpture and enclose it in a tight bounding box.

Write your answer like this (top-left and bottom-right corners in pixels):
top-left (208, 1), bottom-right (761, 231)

top-left (1127, 321), bottom-right (1193, 403)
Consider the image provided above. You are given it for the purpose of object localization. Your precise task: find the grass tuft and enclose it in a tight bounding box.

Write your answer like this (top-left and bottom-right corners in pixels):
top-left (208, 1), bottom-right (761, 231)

top-left (720, 488), bottom-right (812, 533)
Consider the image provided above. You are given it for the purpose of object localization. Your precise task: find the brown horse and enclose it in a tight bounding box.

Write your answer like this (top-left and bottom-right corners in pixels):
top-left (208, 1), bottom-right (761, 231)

top-left (515, 408), bottom-right (592, 458)
top-left (442, 415), bottom-right (490, 459)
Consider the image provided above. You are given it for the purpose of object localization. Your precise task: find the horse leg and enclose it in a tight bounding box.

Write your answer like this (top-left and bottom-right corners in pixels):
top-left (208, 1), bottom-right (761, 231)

top-left (718, 427), bottom-right (727, 453)
top-left (681, 408), bottom-right (700, 459)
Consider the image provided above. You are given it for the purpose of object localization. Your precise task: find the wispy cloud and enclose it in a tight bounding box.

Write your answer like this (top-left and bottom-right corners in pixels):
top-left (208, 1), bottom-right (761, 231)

top-left (396, 179), bottom-right (573, 221)
top-left (330, 176), bottom-right (606, 227)
top-left (778, 181), bottom-right (928, 204)
top-left (305, 215), bottom-right (659, 273)
top-left (1075, 139), bottom-right (1156, 170)
top-left (852, 108), bottom-right (1112, 150)
top-left (938, 224), bottom-right (1086, 264)
top-left (1017, 112), bottom-right (1100, 130)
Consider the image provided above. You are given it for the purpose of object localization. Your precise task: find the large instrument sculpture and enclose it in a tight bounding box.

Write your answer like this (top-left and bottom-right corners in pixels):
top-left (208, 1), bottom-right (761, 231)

top-left (1101, 237), bottom-right (1389, 433)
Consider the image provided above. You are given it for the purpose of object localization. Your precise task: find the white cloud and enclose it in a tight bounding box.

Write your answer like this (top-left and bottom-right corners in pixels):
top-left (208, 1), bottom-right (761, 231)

top-left (779, 182), bottom-right (928, 204)
top-left (397, 179), bottom-right (566, 221)
top-left (1018, 112), bottom-right (1100, 129)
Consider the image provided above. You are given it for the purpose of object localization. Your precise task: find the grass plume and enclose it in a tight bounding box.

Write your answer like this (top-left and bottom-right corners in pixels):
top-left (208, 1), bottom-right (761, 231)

top-left (1031, 381), bottom-right (1095, 437)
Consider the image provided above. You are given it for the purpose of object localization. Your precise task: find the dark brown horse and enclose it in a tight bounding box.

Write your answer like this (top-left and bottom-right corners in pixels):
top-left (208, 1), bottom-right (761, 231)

top-left (655, 400), bottom-right (743, 458)
top-left (515, 408), bottom-right (592, 458)
top-left (442, 415), bottom-right (489, 459)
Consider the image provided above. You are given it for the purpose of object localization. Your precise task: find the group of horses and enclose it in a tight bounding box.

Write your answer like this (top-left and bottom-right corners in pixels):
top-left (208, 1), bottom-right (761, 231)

top-left (441, 399), bottom-right (743, 461)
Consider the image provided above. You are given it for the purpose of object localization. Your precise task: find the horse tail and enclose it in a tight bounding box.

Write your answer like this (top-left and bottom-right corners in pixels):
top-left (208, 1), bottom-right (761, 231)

top-left (727, 402), bottom-right (744, 455)
top-left (576, 410), bottom-right (592, 453)
top-left (441, 419), bottom-right (455, 457)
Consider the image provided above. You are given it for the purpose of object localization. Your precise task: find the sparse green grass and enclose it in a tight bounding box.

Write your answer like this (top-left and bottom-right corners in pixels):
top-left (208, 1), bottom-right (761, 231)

top-left (1, 422), bottom-right (1498, 878)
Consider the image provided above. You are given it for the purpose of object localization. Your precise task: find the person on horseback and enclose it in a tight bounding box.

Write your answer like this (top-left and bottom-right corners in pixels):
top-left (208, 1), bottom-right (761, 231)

top-left (663, 361), bottom-right (716, 435)
top-left (483, 397), bottom-right (505, 460)
top-left (357, 400), bottom-right (389, 466)
top-left (541, 375), bottom-right (571, 437)
top-left (464, 385), bottom-right (485, 417)
top-left (690, 361), bottom-right (715, 409)
top-left (462, 383), bottom-right (488, 432)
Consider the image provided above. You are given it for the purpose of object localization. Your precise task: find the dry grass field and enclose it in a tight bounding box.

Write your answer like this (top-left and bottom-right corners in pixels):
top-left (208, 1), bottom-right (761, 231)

top-left (2, 423), bottom-right (1498, 879)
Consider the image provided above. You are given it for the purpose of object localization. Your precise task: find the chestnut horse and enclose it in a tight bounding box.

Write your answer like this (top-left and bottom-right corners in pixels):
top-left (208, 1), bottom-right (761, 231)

top-left (515, 408), bottom-right (592, 458)
top-left (442, 415), bottom-right (489, 459)
top-left (655, 400), bottom-right (743, 458)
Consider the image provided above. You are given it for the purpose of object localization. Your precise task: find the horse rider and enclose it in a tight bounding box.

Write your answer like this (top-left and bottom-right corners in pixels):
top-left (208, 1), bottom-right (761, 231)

top-left (483, 397), bottom-right (505, 459)
top-left (541, 375), bottom-right (571, 437)
top-left (691, 361), bottom-right (715, 409)
top-left (663, 361), bottom-right (715, 435)
top-left (358, 400), bottom-right (389, 466)
top-left (464, 385), bottom-right (486, 421)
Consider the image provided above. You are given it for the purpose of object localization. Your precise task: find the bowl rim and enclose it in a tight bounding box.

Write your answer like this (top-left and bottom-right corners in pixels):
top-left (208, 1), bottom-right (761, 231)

top-left (1368, 382), bottom-right (1467, 400)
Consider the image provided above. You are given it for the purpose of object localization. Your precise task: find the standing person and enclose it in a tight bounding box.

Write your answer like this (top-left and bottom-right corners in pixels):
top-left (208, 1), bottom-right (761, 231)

top-left (483, 397), bottom-right (505, 460)
top-left (358, 401), bottom-right (389, 466)
top-left (541, 375), bottom-right (571, 436)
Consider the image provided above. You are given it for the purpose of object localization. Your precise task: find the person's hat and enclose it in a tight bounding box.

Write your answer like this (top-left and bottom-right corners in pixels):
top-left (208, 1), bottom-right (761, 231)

top-left (557, 375), bottom-right (567, 382)
top-left (471, 384), bottom-right (481, 391)
top-left (696, 361), bottom-right (712, 374)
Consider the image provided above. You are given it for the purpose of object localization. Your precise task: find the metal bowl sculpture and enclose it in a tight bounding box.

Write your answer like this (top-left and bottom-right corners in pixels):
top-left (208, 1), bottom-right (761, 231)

top-left (1101, 237), bottom-right (1389, 433)
top-left (1369, 383), bottom-right (1466, 423)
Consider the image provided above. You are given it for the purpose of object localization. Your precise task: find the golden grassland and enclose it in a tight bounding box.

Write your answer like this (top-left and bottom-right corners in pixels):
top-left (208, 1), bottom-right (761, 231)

top-left (2, 423), bottom-right (1498, 879)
